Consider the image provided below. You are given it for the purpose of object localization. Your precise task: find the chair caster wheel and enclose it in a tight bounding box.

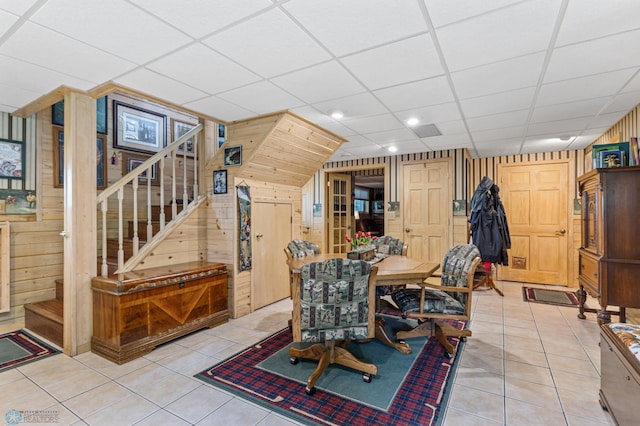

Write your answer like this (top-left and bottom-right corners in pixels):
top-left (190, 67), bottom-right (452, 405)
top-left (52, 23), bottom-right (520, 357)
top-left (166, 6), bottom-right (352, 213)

top-left (305, 386), bottom-right (316, 395)
top-left (363, 373), bottom-right (372, 383)
top-left (460, 336), bottom-right (467, 342)
top-left (445, 352), bottom-right (453, 359)
top-left (290, 356), bottom-right (299, 365)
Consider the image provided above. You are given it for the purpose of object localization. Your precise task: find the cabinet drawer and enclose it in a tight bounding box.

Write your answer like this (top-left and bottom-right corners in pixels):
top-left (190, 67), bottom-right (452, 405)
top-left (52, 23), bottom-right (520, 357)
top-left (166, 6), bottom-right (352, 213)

top-left (578, 252), bottom-right (599, 293)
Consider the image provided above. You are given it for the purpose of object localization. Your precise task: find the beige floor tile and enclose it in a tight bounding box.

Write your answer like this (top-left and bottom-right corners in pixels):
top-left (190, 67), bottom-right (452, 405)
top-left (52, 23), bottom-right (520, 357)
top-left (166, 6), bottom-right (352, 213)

top-left (459, 350), bottom-right (504, 375)
top-left (504, 376), bottom-right (561, 410)
top-left (117, 363), bottom-right (200, 406)
top-left (472, 320), bottom-right (505, 334)
top-left (566, 414), bottom-right (616, 426)
top-left (82, 393), bottom-right (159, 426)
top-left (551, 369), bottom-right (600, 392)
top-left (157, 347), bottom-right (217, 376)
top-left (447, 384), bottom-right (505, 424)
top-left (505, 346), bottom-right (548, 368)
top-left (135, 409), bottom-right (192, 425)
top-left (0, 368), bottom-right (24, 386)
top-left (505, 398), bottom-right (566, 425)
top-left (505, 360), bottom-right (554, 387)
top-left (443, 407), bottom-right (504, 425)
top-left (0, 377), bottom-right (59, 412)
top-left (196, 398), bottom-right (270, 426)
top-left (504, 334), bottom-right (544, 354)
top-left (165, 385), bottom-right (233, 424)
top-left (38, 364), bottom-right (110, 402)
top-left (463, 339), bottom-right (504, 360)
top-left (557, 387), bottom-right (615, 424)
top-left (455, 369), bottom-right (505, 395)
top-left (64, 381), bottom-right (135, 419)
top-left (473, 312), bottom-right (504, 324)
top-left (75, 351), bottom-right (152, 379)
top-left (546, 353), bottom-right (599, 378)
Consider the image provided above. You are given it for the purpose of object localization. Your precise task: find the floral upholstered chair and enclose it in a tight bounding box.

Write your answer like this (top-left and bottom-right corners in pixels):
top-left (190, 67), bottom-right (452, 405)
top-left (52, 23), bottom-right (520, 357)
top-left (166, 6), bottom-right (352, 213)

top-left (289, 258), bottom-right (378, 395)
top-left (372, 235), bottom-right (407, 256)
top-left (392, 244), bottom-right (481, 358)
top-left (285, 239), bottom-right (320, 261)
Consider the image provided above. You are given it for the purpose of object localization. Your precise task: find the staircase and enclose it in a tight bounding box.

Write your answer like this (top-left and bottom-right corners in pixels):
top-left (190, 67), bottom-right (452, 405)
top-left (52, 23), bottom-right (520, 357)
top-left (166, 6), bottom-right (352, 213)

top-left (24, 279), bottom-right (63, 347)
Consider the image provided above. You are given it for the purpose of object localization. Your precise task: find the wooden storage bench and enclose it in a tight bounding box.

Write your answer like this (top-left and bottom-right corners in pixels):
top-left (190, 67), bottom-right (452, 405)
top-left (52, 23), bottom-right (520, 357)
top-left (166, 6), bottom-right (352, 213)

top-left (91, 261), bottom-right (228, 364)
top-left (600, 322), bottom-right (640, 425)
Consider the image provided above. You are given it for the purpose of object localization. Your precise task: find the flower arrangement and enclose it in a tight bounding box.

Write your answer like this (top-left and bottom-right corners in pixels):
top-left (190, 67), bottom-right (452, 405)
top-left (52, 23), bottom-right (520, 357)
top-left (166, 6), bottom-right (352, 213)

top-left (345, 231), bottom-right (376, 250)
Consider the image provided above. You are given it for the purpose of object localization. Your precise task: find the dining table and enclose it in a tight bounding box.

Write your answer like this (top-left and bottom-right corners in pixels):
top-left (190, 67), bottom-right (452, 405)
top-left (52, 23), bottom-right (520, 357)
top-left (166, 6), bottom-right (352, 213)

top-left (287, 253), bottom-right (440, 354)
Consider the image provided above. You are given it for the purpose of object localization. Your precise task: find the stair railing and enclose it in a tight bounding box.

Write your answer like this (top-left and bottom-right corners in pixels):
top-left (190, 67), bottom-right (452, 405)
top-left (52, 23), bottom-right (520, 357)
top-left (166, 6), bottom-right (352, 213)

top-left (96, 123), bottom-right (203, 276)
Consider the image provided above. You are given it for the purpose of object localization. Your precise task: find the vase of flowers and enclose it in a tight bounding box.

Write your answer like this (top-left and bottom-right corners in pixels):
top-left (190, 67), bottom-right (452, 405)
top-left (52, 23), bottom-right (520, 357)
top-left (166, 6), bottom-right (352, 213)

top-left (345, 231), bottom-right (377, 261)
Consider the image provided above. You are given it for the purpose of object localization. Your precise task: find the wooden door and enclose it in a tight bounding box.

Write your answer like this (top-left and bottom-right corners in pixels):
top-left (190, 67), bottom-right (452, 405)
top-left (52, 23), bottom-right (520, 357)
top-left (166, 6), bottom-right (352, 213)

top-left (402, 159), bottom-right (451, 263)
top-left (252, 201), bottom-right (292, 309)
top-left (498, 161), bottom-right (569, 285)
top-left (327, 173), bottom-right (352, 254)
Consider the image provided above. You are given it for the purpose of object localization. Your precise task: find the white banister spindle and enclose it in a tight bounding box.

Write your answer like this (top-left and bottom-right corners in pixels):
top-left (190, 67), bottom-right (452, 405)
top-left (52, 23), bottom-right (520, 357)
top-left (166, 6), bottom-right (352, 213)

top-left (193, 137), bottom-right (198, 201)
top-left (159, 156), bottom-right (165, 231)
top-left (101, 200), bottom-right (108, 277)
top-left (171, 153), bottom-right (177, 220)
top-left (117, 188), bottom-right (124, 271)
top-left (132, 177), bottom-right (139, 257)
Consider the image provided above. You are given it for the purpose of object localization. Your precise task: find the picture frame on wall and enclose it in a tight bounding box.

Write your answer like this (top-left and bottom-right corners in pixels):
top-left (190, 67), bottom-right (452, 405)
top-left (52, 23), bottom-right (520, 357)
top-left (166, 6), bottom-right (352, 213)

top-left (51, 96), bottom-right (109, 135)
top-left (213, 169), bottom-right (227, 194)
top-left (171, 119), bottom-right (196, 157)
top-left (223, 145), bottom-right (242, 166)
top-left (52, 126), bottom-right (107, 189)
top-left (113, 100), bottom-right (166, 154)
top-left (0, 138), bottom-right (24, 180)
top-left (218, 124), bottom-right (226, 148)
top-left (122, 152), bottom-right (158, 185)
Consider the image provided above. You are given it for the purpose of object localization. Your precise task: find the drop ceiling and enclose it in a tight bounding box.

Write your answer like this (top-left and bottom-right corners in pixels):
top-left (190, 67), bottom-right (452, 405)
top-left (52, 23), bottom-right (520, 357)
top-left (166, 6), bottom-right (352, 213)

top-left (2, 0), bottom-right (640, 161)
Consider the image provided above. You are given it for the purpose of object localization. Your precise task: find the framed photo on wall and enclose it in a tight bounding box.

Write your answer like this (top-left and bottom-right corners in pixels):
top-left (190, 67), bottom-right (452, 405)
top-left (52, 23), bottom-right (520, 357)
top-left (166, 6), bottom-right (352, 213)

top-left (52, 126), bottom-right (107, 189)
top-left (113, 100), bottom-right (166, 154)
top-left (51, 96), bottom-right (109, 135)
top-left (0, 138), bottom-right (24, 180)
top-left (171, 119), bottom-right (196, 157)
top-left (223, 145), bottom-right (242, 166)
top-left (122, 152), bottom-right (158, 185)
top-left (213, 169), bottom-right (227, 194)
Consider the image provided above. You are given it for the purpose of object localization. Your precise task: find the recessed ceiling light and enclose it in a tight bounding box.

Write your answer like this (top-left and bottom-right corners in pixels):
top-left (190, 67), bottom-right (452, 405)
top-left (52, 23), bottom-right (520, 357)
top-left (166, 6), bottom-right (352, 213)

top-left (330, 110), bottom-right (344, 119)
top-left (406, 117), bottom-right (419, 126)
top-left (559, 135), bottom-right (572, 141)
top-left (388, 146), bottom-right (398, 153)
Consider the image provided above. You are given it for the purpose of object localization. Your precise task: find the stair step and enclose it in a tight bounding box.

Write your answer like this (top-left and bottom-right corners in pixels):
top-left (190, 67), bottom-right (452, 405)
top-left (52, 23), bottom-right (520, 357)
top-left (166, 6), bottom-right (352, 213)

top-left (24, 299), bottom-right (63, 348)
top-left (128, 220), bottom-right (161, 240)
top-left (150, 203), bottom-right (184, 221)
top-left (106, 238), bottom-right (146, 259)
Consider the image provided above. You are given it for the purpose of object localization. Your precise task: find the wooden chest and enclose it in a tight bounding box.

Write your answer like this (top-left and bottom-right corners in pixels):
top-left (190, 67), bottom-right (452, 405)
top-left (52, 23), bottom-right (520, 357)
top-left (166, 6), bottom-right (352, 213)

top-left (91, 261), bottom-right (228, 364)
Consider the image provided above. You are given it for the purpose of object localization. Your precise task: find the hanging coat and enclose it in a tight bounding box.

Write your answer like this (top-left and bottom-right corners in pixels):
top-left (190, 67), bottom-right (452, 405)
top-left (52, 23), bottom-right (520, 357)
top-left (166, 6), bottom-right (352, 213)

top-left (469, 176), bottom-right (511, 265)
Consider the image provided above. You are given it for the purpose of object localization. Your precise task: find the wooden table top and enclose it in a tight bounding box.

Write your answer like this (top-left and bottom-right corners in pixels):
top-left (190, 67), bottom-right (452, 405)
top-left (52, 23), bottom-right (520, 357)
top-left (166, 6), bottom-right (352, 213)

top-left (287, 254), bottom-right (440, 285)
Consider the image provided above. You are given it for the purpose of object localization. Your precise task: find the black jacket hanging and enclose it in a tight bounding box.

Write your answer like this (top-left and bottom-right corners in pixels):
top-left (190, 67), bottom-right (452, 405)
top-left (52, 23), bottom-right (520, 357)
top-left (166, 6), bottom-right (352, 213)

top-left (469, 176), bottom-right (511, 265)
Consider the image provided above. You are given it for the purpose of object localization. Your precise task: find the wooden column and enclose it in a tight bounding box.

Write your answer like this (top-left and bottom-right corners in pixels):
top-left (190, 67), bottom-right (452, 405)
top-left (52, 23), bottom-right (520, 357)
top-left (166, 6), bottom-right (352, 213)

top-left (62, 91), bottom-right (96, 355)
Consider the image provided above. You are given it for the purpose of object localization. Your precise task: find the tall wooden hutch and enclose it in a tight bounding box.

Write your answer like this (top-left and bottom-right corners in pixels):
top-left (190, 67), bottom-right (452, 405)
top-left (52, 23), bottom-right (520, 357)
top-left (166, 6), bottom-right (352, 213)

top-left (577, 167), bottom-right (640, 323)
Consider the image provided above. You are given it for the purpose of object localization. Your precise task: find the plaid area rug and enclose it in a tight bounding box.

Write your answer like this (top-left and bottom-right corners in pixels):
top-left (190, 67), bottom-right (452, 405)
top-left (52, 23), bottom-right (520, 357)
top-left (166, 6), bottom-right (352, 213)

top-left (195, 316), bottom-right (466, 426)
top-left (522, 286), bottom-right (580, 307)
top-left (0, 330), bottom-right (60, 373)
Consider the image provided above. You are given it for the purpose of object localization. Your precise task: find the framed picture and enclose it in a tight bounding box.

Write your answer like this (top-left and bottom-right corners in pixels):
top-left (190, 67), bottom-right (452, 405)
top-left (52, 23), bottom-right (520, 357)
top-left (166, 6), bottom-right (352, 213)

top-left (599, 149), bottom-right (623, 168)
top-left (122, 152), bottom-right (158, 185)
top-left (453, 200), bottom-right (467, 216)
top-left (223, 145), bottom-right (242, 166)
top-left (218, 124), bottom-right (226, 148)
top-left (113, 100), bottom-right (166, 154)
top-left (213, 169), bottom-right (227, 194)
top-left (51, 96), bottom-right (109, 135)
top-left (52, 126), bottom-right (107, 189)
top-left (0, 138), bottom-right (24, 180)
top-left (171, 119), bottom-right (196, 157)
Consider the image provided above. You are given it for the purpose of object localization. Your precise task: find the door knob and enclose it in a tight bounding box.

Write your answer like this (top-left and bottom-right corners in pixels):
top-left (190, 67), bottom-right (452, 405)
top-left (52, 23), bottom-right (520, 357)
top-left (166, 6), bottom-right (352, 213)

top-left (256, 233), bottom-right (263, 240)
top-left (405, 228), bottom-right (412, 233)
top-left (556, 229), bottom-right (566, 235)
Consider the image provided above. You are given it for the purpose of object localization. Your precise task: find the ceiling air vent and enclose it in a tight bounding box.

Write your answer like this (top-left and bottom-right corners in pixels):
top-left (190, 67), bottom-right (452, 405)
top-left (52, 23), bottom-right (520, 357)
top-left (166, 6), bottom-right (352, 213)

top-left (411, 123), bottom-right (442, 138)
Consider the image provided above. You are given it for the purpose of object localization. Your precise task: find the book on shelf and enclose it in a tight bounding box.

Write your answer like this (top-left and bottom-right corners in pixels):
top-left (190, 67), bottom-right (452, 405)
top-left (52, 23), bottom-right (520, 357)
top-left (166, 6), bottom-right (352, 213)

top-left (630, 137), bottom-right (639, 166)
top-left (592, 141), bottom-right (631, 168)
top-left (599, 149), bottom-right (624, 168)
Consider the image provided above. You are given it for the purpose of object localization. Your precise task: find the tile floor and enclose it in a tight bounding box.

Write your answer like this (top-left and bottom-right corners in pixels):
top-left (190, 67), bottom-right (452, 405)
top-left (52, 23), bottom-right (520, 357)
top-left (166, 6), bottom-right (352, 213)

top-left (0, 281), bottom-right (616, 425)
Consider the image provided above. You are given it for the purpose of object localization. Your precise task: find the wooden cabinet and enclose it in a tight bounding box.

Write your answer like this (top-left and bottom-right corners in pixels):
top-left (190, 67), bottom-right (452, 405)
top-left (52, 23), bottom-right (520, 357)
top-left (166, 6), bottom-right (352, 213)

top-left (91, 261), bottom-right (228, 364)
top-left (577, 167), bottom-right (640, 323)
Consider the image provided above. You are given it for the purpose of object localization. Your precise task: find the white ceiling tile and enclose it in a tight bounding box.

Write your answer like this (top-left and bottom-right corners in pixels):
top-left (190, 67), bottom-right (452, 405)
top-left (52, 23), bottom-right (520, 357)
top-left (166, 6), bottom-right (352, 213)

top-left (0, 9), bottom-right (18, 36)
top-left (520, 137), bottom-right (571, 154)
top-left (184, 95), bottom-right (256, 122)
top-left (0, 22), bottom-right (135, 82)
top-left (313, 92), bottom-right (387, 118)
top-left (147, 43), bottom-right (260, 95)
top-left (452, 52), bottom-right (545, 99)
top-left (546, 31), bottom-right (640, 82)
top-left (474, 137), bottom-right (523, 157)
top-left (342, 114), bottom-right (404, 134)
top-left (271, 61), bottom-right (365, 104)
top-left (434, 119), bottom-right (468, 135)
top-left (386, 140), bottom-right (430, 154)
top-left (283, 0), bottom-right (428, 57)
top-left (342, 135), bottom-right (378, 148)
top-left (424, 0), bottom-right (523, 28)
top-left (460, 87), bottom-right (535, 118)
top-left (620, 71), bottom-right (640, 93)
top-left (557, 0), bottom-right (640, 46)
top-left (525, 117), bottom-right (592, 137)
top-left (588, 111), bottom-right (628, 129)
top-left (531, 98), bottom-right (610, 124)
top-left (0, 55), bottom-right (95, 94)
top-left (115, 69), bottom-right (208, 105)
top-left (341, 34), bottom-right (443, 90)
top-left (567, 130), bottom-right (607, 150)
top-left (600, 91), bottom-right (640, 115)
top-left (130, 0), bottom-right (273, 39)
top-left (203, 8), bottom-right (330, 78)
top-left (0, 0), bottom-right (39, 15)
top-left (0, 82), bottom-right (42, 110)
top-left (538, 69), bottom-right (636, 106)
top-left (313, 120), bottom-right (358, 138)
top-left (396, 102), bottom-right (462, 125)
top-left (30, 0), bottom-right (192, 64)
top-left (373, 76), bottom-right (455, 111)
top-left (473, 126), bottom-right (525, 143)
top-left (436, 0), bottom-right (561, 71)
top-left (218, 81), bottom-right (305, 115)
top-left (466, 109), bottom-right (529, 132)
top-left (421, 133), bottom-right (472, 150)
